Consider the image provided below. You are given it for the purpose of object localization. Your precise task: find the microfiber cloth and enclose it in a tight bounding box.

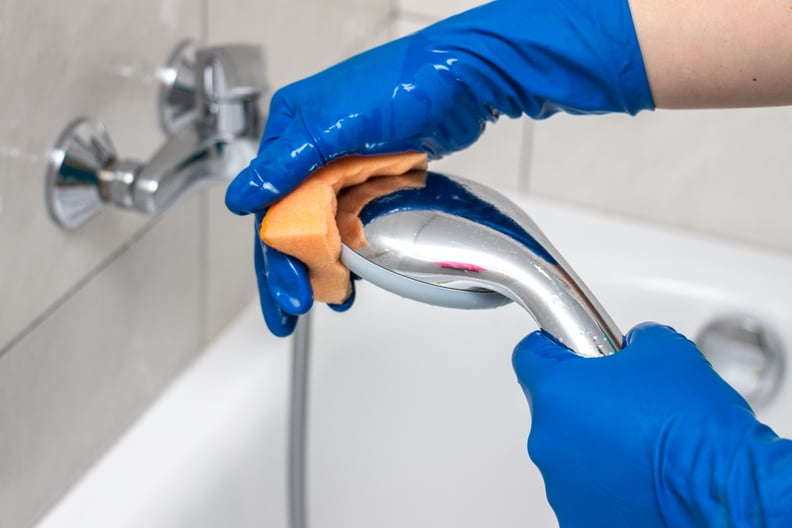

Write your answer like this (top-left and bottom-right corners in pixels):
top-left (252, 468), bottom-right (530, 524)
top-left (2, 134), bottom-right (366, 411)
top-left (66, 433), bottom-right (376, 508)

top-left (261, 152), bottom-right (428, 304)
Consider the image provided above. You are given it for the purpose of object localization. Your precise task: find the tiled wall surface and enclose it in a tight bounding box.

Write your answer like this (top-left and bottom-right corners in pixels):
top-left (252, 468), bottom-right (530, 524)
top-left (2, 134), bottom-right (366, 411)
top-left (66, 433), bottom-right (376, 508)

top-left (0, 0), bottom-right (392, 526)
top-left (0, 194), bottom-right (205, 527)
top-left (0, 1), bottom-right (202, 526)
top-left (529, 108), bottom-right (792, 253)
top-left (398, 0), bottom-right (481, 20)
top-left (0, 0), bottom-right (198, 355)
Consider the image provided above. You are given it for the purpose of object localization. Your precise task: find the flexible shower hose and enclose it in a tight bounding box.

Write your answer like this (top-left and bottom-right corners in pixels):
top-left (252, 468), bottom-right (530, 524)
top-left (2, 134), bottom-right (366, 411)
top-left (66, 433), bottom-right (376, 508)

top-left (289, 313), bottom-right (312, 528)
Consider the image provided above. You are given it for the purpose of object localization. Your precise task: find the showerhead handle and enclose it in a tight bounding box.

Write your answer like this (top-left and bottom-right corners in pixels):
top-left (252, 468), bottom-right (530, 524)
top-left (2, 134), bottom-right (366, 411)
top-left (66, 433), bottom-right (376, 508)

top-left (339, 171), bottom-right (622, 358)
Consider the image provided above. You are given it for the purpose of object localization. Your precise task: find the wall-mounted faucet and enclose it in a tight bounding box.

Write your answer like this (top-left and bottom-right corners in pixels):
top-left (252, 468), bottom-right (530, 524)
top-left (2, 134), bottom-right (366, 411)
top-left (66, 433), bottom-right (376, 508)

top-left (46, 41), bottom-right (267, 229)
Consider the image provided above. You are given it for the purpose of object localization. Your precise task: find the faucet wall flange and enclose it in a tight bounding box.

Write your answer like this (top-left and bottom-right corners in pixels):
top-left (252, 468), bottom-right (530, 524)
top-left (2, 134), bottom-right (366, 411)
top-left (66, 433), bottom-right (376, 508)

top-left (46, 118), bottom-right (117, 229)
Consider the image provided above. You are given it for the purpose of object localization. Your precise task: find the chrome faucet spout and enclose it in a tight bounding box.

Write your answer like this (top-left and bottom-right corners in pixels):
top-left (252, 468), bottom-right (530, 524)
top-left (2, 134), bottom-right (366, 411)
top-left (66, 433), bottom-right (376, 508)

top-left (131, 123), bottom-right (259, 216)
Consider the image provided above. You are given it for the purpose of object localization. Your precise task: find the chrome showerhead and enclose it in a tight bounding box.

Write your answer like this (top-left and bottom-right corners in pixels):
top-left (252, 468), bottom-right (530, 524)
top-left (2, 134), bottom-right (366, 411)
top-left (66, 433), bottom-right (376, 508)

top-left (339, 171), bottom-right (622, 358)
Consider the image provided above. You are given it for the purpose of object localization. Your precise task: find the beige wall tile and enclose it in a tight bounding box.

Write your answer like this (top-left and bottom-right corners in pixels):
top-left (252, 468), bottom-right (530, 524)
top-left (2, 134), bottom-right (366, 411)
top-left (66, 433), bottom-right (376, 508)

top-left (208, 0), bottom-right (393, 87)
top-left (528, 108), bottom-right (792, 253)
top-left (0, 0), bottom-right (207, 524)
top-left (0, 194), bottom-right (204, 527)
top-left (429, 116), bottom-right (526, 192)
top-left (396, 0), bottom-right (483, 19)
top-left (0, 0), bottom-right (201, 351)
top-left (204, 186), bottom-right (256, 337)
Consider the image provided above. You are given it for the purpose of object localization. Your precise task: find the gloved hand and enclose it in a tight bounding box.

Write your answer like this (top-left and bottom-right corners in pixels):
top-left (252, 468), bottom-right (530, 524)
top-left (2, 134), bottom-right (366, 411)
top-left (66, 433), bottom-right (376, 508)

top-left (252, 212), bottom-right (355, 337)
top-left (226, 0), bottom-right (654, 335)
top-left (513, 323), bottom-right (792, 528)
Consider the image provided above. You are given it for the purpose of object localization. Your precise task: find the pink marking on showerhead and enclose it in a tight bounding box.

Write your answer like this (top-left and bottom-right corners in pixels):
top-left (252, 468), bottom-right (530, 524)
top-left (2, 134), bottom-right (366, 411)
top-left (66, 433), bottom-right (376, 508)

top-left (436, 261), bottom-right (485, 272)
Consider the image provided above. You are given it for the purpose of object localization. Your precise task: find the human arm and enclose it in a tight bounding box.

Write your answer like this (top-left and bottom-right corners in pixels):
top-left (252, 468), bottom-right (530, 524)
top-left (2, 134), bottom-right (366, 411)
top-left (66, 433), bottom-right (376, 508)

top-left (513, 323), bottom-right (792, 527)
top-left (630, 0), bottom-right (792, 108)
top-left (225, 0), bottom-right (792, 336)
top-left (225, 0), bottom-right (653, 335)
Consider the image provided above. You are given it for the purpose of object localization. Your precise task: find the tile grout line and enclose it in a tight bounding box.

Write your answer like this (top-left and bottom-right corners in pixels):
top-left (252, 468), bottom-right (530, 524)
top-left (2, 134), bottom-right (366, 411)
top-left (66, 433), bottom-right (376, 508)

top-left (200, 0), bottom-right (211, 343)
top-left (518, 121), bottom-right (535, 194)
top-left (0, 218), bottom-right (162, 360)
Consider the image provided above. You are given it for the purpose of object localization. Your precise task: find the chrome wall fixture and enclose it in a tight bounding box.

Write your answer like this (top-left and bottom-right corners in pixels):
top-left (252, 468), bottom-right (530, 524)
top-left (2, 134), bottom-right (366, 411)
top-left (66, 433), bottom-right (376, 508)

top-left (46, 41), bottom-right (267, 229)
top-left (697, 314), bottom-right (786, 409)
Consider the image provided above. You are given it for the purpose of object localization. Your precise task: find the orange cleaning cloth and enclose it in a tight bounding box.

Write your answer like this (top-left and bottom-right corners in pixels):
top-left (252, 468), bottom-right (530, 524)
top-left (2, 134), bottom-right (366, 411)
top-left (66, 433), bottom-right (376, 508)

top-left (261, 152), bottom-right (428, 304)
top-left (336, 171), bottom-right (428, 253)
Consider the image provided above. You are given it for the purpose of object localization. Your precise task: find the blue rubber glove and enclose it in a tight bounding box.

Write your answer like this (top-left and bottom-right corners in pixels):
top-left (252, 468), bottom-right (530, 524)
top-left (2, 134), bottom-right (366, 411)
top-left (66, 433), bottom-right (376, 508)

top-left (513, 323), bottom-right (792, 528)
top-left (226, 0), bottom-right (654, 335)
top-left (252, 213), bottom-right (355, 337)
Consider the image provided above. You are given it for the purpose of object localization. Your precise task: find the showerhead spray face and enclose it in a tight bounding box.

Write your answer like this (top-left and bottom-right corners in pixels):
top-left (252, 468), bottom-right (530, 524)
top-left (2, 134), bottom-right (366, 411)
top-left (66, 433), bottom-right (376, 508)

top-left (339, 171), bottom-right (622, 358)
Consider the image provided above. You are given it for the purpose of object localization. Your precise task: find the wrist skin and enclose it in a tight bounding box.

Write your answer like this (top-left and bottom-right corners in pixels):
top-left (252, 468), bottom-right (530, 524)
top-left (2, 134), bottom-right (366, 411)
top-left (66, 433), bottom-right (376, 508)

top-left (629, 0), bottom-right (792, 109)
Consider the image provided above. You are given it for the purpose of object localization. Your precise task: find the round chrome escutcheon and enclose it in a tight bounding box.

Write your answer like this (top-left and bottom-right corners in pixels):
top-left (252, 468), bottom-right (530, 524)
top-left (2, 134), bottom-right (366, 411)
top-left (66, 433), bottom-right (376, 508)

top-left (696, 315), bottom-right (785, 409)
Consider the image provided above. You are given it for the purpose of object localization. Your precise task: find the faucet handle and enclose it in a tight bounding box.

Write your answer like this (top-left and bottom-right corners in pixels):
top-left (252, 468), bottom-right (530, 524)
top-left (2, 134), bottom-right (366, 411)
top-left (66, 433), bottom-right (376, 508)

top-left (159, 41), bottom-right (199, 135)
top-left (197, 45), bottom-right (268, 103)
top-left (159, 41), bottom-right (268, 135)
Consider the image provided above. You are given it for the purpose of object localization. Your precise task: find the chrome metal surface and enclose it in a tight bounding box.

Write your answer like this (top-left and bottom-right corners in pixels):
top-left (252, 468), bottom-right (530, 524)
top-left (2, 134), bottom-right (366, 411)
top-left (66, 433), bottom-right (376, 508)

top-left (47, 41), bottom-right (266, 229)
top-left (341, 244), bottom-right (511, 310)
top-left (697, 314), bottom-right (785, 408)
top-left (159, 40), bottom-right (199, 135)
top-left (289, 315), bottom-right (312, 528)
top-left (46, 118), bottom-right (117, 229)
top-left (131, 121), bottom-right (258, 215)
top-left (340, 172), bottom-right (622, 358)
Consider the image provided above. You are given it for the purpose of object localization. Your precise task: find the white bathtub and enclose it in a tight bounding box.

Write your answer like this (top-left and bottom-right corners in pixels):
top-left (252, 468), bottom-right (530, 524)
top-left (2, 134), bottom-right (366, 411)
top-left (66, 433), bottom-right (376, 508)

top-left (39, 194), bottom-right (792, 528)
